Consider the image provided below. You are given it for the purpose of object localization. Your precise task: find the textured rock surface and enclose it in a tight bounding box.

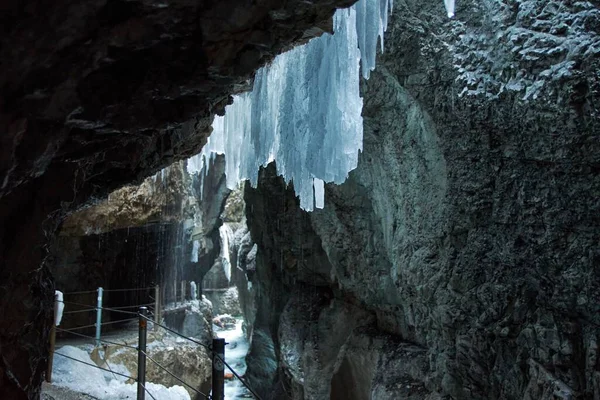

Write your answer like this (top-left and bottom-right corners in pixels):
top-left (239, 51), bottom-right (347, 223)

top-left (330, 328), bottom-right (435, 400)
top-left (59, 161), bottom-right (194, 236)
top-left (204, 287), bottom-right (243, 317)
top-left (0, 0), bottom-right (356, 397)
top-left (109, 337), bottom-right (212, 398)
top-left (181, 300), bottom-right (215, 346)
top-left (245, 0), bottom-right (600, 399)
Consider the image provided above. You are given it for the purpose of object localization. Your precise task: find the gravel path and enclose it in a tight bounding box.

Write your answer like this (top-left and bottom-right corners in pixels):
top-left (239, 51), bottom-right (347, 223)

top-left (41, 382), bottom-right (99, 400)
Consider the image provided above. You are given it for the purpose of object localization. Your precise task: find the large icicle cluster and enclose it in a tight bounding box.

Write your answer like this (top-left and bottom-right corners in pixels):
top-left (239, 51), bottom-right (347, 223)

top-left (188, 0), bottom-right (454, 211)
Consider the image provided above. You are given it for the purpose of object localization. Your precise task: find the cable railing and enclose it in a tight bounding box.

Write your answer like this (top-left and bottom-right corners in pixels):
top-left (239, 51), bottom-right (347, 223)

top-left (56, 327), bottom-right (138, 350)
top-left (139, 315), bottom-right (262, 400)
top-left (47, 287), bottom-right (262, 400)
top-left (141, 349), bottom-right (210, 399)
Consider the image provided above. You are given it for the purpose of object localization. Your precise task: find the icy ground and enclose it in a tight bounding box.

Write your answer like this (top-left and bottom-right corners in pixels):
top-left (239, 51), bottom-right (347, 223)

top-left (51, 345), bottom-right (190, 400)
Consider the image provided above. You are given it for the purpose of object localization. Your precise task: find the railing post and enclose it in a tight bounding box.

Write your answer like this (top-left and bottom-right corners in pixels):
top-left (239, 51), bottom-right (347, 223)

top-left (46, 292), bottom-right (59, 382)
top-left (95, 287), bottom-right (103, 347)
top-left (173, 280), bottom-right (177, 304)
top-left (212, 338), bottom-right (225, 400)
top-left (154, 285), bottom-right (161, 332)
top-left (137, 307), bottom-right (148, 400)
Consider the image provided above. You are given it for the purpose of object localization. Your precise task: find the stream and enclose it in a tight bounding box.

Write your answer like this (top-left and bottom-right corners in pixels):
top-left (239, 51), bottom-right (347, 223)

top-left (214, 317), bottom-right (251, 399)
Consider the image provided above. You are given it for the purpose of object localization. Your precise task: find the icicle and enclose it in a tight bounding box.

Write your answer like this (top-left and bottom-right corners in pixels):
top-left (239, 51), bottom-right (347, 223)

top-left (314, 178), bottom-right (325, 209)
top-left (219, 224), bottom-right (234, 282)
top-left (188, 6), bottom-right (362, 212)
top-left (190, 282), bottom-right (197, 300)
top-left (191, 240), bottom-right (200, 263)
top-left (445, 0), bottom-right (455, 18)
top-left (187, 0), bottom-right (452, 211)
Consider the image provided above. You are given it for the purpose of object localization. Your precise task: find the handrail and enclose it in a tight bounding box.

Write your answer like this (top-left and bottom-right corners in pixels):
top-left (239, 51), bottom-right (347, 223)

top-left (54, 351), bottom-right (204, 400)
top-left (140, 315), bottom-right (210, 350)
top-left (62, 290), bottom-right (97, 295)
top-left (62, 323), bottom-right (99, 331)
top-left (63, 308), bottom-right (97, 315)
top-left (56, 327), bottom-right (137, 350)
top-left (54, 327), bottom-right (207, 400)
top-left (103, 287), bottom-right (154, 293)
top-left (58, 300), bottom-right (97, 309)
top-left (142, 315), bottom-right (263, 400)
top-left (53, 287), bottom-right (261, 399)
top-left (99, 317), bottom-right (138, 327)
top-left (106, 303), bottom-right (154, 310)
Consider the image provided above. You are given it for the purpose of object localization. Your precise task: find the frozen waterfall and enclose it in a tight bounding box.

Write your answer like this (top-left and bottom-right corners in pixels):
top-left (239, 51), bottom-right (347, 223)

top-left (219, 224), bottom-right (234, 283)
top-left (444, 0), bottom-right (455, 18)
top-left (188, 0), bottom-right (453, 211)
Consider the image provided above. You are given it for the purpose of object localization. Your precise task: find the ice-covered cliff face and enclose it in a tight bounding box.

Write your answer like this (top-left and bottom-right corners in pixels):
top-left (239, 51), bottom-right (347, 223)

top-left (243, 0), bottom-right (600, 398)
top-left (188, 0), bottom-right (455, 211)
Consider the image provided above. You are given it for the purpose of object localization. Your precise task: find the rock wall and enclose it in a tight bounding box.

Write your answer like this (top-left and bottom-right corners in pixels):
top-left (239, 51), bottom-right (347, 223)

top-left (59, 161), bottom-right (194, 236)
top-left (245, 1), bottom-right (600, 399)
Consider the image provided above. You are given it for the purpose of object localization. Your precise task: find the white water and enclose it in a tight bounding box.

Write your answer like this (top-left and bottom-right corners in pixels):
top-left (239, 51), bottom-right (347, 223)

top-left (214, 318), bottom-right (250, 399)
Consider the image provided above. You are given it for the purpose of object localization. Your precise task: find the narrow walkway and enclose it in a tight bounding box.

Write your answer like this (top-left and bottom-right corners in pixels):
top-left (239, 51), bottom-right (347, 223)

top-left (42, 382), bottom-right (98, 400)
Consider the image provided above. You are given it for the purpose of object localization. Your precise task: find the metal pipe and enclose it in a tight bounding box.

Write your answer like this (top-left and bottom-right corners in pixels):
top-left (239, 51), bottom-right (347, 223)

top-left (95, 287), bottom-right (103, 347)
top-left (154, 285), bottom-right (161, 332)
top-left (212, 338), bottom-right (225, 400)
top-left (137, 307), bottom-right (148, 400)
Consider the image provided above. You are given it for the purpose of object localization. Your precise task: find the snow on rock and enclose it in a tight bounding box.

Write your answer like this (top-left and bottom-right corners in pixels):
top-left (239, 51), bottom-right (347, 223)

top-left (452, 0), bottom-right (600, 100)
top-left (53, 345), bottom-right (190, 400)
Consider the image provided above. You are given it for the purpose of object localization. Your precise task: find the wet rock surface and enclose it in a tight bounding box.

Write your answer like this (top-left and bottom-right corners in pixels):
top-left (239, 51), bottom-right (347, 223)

top-left (206, 287), bottom-right (242, 317)
top-left (181, 300), bottom-right (214, 345)
top-left (59, 161), bottom-right (195, 236)
top-left (245, 0), bottom-right (600, 399)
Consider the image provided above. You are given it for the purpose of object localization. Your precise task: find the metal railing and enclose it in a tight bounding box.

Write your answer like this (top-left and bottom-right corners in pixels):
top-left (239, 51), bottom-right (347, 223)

top-left (47, 287), bottom-right (262, 400)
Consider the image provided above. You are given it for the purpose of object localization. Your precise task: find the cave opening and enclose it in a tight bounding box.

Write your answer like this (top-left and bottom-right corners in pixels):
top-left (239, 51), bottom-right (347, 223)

top-left (2, 0), bottom-right (600, 399)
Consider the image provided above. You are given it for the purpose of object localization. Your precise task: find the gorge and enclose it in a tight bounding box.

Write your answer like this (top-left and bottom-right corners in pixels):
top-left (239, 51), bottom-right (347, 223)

top-left (1, 0), bottom-right (599, 399)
